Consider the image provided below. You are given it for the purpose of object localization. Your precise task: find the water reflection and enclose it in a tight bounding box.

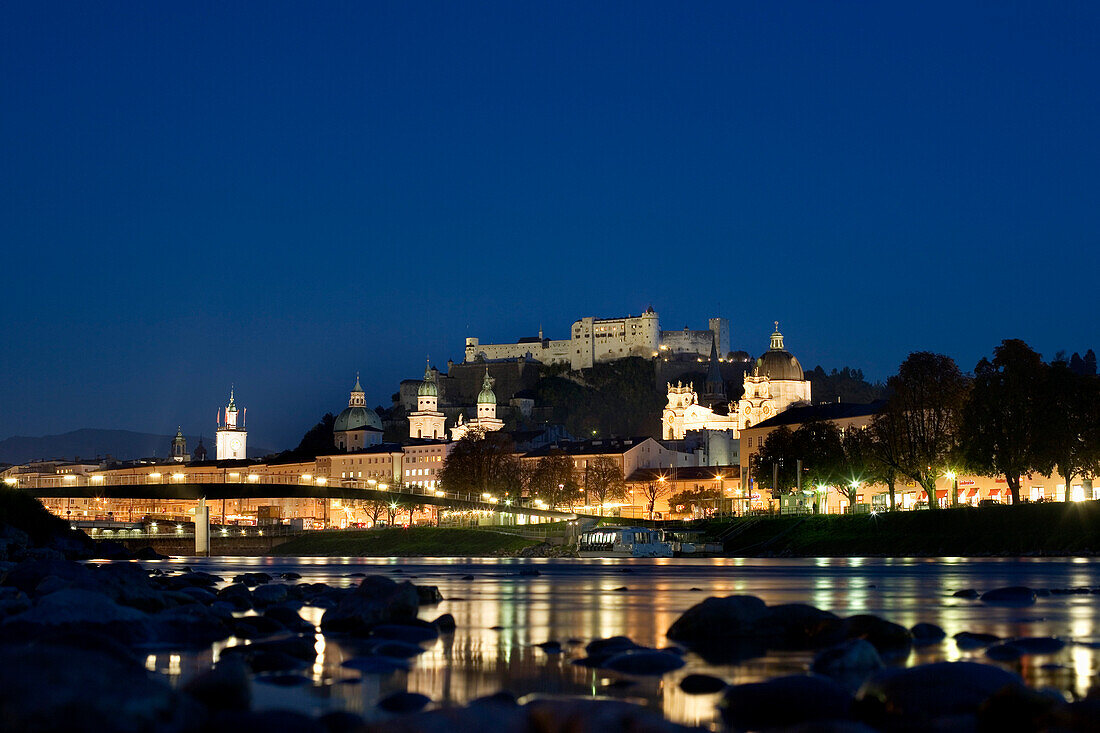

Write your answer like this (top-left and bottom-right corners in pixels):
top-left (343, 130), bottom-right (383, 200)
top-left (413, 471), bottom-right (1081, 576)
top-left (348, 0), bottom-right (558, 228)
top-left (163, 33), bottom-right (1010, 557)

top-left (152, 556), bottom-right (1100, 726)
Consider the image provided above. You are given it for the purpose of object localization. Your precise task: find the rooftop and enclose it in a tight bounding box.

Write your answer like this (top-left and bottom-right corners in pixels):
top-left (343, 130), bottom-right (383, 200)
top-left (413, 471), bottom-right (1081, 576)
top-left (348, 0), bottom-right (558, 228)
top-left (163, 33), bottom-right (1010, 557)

top-left (747, 400), bottom-right (887, 430)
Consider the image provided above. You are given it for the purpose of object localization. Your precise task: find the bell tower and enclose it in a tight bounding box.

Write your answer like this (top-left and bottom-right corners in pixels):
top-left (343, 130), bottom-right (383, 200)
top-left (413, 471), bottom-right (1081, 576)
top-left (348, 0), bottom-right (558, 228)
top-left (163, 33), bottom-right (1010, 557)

top-left (215, 387), bottom-right (248, 460)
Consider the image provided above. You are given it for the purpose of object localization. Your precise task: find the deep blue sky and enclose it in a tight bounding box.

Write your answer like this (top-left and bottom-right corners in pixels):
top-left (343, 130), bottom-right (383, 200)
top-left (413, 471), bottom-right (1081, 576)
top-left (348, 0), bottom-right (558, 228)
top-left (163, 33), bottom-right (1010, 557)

top-left (3, 2), bottom-right (1098, 450)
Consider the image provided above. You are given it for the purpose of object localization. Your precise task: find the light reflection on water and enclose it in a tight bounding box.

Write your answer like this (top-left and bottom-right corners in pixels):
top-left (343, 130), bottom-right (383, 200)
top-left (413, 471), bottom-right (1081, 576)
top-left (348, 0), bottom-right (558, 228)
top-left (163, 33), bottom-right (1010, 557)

top-left (144, 556), bottom-right (1100, 727)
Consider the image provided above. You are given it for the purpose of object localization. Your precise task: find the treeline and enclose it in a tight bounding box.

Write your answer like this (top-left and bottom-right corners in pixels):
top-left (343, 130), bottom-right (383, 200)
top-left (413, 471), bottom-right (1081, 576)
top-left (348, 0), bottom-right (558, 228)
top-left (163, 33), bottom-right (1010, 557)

top-left (807, 366), bottom-right (887, 404)
top-left (753, 340), bottom-right (1100, 507)
top-left (437, 432), bottom-right (626, 510)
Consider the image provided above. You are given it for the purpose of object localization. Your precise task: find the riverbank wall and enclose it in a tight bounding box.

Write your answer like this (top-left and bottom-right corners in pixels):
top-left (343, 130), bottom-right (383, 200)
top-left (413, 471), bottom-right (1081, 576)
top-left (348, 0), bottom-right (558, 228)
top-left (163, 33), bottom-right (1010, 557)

top-left (716, 501), bottom-right (1100, 556)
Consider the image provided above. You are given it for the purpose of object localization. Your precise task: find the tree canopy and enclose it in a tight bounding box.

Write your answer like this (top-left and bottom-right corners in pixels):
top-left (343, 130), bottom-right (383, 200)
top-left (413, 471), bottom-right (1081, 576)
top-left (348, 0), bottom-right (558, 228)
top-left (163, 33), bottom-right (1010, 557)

top-left (438, 432), bottom-right (524, 499)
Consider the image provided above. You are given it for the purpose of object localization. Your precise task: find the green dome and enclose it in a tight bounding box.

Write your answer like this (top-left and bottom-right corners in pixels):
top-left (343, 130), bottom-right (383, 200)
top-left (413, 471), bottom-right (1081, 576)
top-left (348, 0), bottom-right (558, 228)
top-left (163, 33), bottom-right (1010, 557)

top-left (334, 406), bottom-right (382, 432)
top-left (756, 324), bottom-right (804, 381)
top-left (418, 364), bottom-right (438, 397)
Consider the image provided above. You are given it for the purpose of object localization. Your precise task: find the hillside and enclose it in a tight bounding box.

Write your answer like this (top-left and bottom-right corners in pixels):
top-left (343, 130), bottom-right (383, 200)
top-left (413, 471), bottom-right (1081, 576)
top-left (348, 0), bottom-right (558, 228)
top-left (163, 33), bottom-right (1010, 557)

top-left (0, 429), bottom-right (273, 464)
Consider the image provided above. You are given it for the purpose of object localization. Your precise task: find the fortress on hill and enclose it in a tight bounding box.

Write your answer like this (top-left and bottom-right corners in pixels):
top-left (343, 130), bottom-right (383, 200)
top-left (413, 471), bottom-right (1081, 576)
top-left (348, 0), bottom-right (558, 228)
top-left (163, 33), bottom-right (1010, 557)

top-left (464, 307), bottom-right (729, 370)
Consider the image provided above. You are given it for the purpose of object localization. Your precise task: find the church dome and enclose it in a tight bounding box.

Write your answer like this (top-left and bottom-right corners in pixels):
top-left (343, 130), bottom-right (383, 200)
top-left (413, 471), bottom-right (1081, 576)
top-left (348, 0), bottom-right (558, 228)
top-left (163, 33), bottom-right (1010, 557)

top-left (755, 325), bottom-right (804, 381)
top-left (334, 406), bottom-right (382, 432)
top-left (418, 364), bottom-right (438, 397)
top-left (477, 371), bottom-right (496, 405)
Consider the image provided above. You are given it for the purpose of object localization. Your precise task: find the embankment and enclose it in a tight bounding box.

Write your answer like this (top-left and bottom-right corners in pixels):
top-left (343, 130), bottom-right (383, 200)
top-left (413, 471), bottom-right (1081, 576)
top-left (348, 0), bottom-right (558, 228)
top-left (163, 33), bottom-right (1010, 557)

top-left (271, 527), bottom-right (541, 557)
top-left (719, 501), bottom-right (1100, 556)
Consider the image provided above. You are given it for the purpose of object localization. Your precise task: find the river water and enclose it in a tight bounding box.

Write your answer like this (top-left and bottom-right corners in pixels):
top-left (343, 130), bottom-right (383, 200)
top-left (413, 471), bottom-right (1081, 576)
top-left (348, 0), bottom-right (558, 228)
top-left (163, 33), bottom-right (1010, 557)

top-left (145, 556), bottom-right (1100, 729)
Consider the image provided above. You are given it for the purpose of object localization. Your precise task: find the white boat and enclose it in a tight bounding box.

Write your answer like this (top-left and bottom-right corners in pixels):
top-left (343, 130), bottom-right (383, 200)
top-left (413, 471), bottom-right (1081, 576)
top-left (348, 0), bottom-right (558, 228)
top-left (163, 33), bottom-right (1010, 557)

top-left (578, 526), bottom-right (674, 558)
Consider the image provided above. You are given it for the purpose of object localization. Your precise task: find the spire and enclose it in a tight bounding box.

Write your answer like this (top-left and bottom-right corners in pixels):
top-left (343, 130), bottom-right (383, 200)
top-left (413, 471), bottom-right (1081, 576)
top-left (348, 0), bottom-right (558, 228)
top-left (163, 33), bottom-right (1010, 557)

top-left (770, 322), bottom-right (785, 351)
top-left (706, 337), bottom-right (723, 386)
top-left (352, 371), bottom-right (363, 393)
top-left (227, 385), bottom-right (237, 412)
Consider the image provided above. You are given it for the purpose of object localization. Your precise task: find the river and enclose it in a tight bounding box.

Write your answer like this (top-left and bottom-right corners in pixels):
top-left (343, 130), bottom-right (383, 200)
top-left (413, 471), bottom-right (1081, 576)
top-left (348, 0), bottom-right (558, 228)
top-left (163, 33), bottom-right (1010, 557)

top-left (144, 556), bottom-right (1100, 728)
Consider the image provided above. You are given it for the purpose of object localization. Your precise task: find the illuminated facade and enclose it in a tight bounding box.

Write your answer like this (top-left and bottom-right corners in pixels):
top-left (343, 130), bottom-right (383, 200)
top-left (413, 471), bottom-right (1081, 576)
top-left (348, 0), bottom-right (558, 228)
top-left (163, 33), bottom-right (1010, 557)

top-left (449, 369), bottom-right (505, 441)
top-left (408, 363), bottom-right (447, 439)
top-left (464, 308), bottom-right (728, 370)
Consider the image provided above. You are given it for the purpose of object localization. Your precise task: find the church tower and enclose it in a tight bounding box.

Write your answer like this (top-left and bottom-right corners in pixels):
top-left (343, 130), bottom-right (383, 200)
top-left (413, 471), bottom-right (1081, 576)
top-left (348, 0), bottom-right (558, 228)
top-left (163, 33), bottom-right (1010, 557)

top-left (408, 362), bottom-right (447, 439)
top-left (215, 387), bottom-right (248, 460)
top-left (701, 337), bottom-right (727, 408)
top-left (476, 368), bottom-right (497, 420)
top-left (171, 427), bottom-right (188, 463)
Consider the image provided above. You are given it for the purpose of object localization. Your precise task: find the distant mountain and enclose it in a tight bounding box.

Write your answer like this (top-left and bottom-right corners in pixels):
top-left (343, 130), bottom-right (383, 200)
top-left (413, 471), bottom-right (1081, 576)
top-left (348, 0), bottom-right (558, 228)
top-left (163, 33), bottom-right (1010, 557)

top-left (0, 429), bottom-right (274, 465)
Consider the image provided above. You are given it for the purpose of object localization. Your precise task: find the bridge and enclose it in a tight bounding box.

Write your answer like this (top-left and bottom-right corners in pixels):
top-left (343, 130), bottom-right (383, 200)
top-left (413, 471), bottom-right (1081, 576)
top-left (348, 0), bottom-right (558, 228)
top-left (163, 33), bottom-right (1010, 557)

top-left (12, 472), bottom-right (579, 521)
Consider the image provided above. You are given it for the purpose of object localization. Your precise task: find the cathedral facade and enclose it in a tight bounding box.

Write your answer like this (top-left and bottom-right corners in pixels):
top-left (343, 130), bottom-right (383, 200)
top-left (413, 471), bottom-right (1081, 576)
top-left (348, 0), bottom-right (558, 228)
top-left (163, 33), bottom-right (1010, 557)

top-left (663, 325), bottom-right (812, 440)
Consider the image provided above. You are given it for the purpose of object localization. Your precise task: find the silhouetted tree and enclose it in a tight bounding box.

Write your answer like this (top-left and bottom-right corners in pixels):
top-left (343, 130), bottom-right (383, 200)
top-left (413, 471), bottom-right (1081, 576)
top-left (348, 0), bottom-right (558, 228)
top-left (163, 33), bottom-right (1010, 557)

top-left (1070, 352), bottom-right (1087, 376)
top-left (295, 413), bottom-right (336, 457)
top-left (528, 452), bottom-right (579, 508)
top-left (751, 426), bottom-right (800, 494)
top-left (438, 432), bottom-right (523, 499)
top-left (585, 456), bottom-right (626, 514)
top-left (1086, 349), bottom-right (1098, 376)
top-left (636, 480), bottom-right (670, 520)
top-left (876, 352), bottom-right (970, 509)
top-left (1036, 362), bottom-right (1100, 501)
top-left (960, 340), bottom-right (1046, 505)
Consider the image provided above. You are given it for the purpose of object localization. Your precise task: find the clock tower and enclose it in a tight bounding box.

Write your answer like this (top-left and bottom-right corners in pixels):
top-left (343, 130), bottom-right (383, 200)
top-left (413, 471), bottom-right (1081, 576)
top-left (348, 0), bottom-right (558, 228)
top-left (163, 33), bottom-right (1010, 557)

top-left (215, 387), bottom-right (248, 460)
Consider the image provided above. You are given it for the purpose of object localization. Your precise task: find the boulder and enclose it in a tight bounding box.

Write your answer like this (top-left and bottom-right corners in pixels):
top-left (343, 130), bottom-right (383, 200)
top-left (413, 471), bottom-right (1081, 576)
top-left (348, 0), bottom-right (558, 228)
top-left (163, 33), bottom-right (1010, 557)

top-left (133, 546), bottom-right (169, 561)
top-left (756, 603), bottom-right (839, 645)
top-left (954, 631), bottom-right (1000, 649)
top-left (679, 674), bottom-right (727, 695)
top-left (318, 711), bottom-right (365, 733)
top-left (600, 649), bottom-right (685, 676)
top-left (251, 583), bottom-right (289, 606)
top-left (264, 606), bottom-right (315, 633)
top-left (952, 588), bottom-right (980, 599)
top-left (666, 595), bottom-right (769, 641)
top-left (3, 588), bottom-right (150, 643)
top-left (432, 613), bottom-right (456, 633)
top-left (911, 622), bottom-right (946, 645)
top-left (721, 675), bottom-right (853, 731)
top-left (857, 661), bottom-right (1022, 723)
top-left (232, 615), bottom-right (286, 639)
top-left (416, 585), bottom-right (444, 605)
top-left (2, 557), bottom-right (93, 593)
top-left (980, 586), bottom-right (1037, 606)
top-left (320, 576), bottom-right (418, 635)
top-left (811, 639), bottom-right (883, 678)
top-left (814, 614), bottom-right (913, 654)
top-left (183, 655), bottom-right (251, 712)
top-left (0, 586), bottom-right (31, 616)
top-left (149, 603), bottom-right (233, 646)
top-left (0, 639), bottom-right (202, 732)
top-left (378, 691), bottom-right (432, 714)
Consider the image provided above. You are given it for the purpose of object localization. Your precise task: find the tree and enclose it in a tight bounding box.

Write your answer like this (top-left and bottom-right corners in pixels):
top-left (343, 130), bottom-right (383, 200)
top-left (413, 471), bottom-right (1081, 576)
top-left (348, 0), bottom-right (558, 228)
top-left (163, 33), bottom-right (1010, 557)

top-left (295, 413), bottom-right (336, 457)
top-left (528, 452), bottom-right (579, 509)
top-left (1036, 362), bottom-right (1100, 501)
top-left (1085, 349), bottom-right (1097, 376)
top-left (636, 480), bottom-right (670, 520)
top-left (1070, 352), bottom-right (1087, 376)
top-left (438, 432), bottom-right (524, 499)
top-left (792, 420), bottom-right (845, 490)
top-left (751, 426), bottom-right (800, 494)
top-left (585, 456), bottom-right (626, 514)
top-left (959, 340), bottom-right (1045, 505)
top-left (669, 486), bottom-right (722, 517)
top-left (837, 426), bottom-right (877, 510)
top-left (863, 399), bottom-right (908, 510)
top-left (876, 352), bottom-right (970, 509)
top-left (360, 500), bottom-right (387, 526)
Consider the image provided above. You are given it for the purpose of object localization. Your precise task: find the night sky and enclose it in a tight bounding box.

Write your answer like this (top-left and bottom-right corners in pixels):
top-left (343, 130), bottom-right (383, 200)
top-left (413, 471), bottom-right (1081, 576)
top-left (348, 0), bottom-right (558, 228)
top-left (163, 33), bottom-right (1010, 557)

top-left (3, 2), bottom-right (1098, 450)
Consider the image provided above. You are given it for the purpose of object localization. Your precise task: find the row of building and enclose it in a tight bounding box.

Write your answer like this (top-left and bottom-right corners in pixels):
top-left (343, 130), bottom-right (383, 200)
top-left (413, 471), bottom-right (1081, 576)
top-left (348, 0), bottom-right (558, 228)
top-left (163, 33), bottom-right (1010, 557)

top-left (10, 310), bottom-right (1094, 528)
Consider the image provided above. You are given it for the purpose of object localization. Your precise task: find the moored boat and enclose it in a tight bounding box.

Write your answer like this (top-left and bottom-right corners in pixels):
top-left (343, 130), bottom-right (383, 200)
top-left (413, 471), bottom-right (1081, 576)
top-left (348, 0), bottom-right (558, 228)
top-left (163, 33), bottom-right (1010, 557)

top-left (578, 526), bottom-right (674, 557)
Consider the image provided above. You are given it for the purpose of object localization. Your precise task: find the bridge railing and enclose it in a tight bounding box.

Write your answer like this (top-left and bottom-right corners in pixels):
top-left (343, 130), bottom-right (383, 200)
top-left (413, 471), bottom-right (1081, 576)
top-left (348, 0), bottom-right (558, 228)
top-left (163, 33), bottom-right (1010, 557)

top-left (8, 472), bottom-right (577, 518)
